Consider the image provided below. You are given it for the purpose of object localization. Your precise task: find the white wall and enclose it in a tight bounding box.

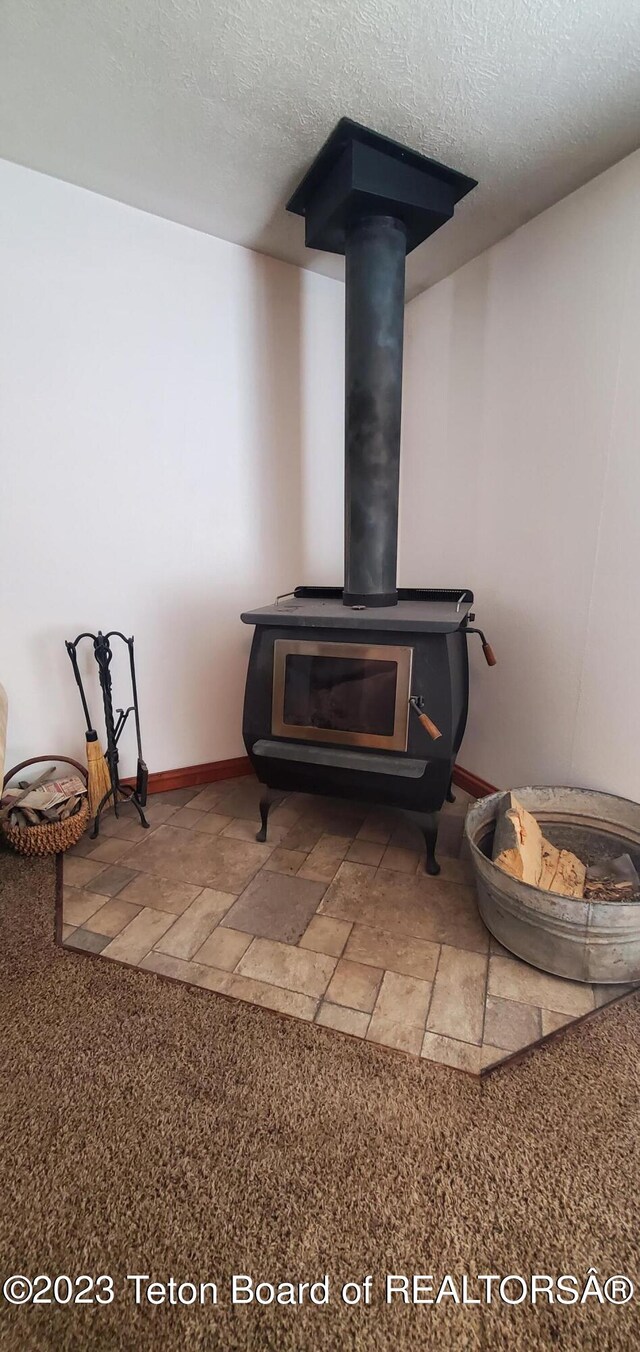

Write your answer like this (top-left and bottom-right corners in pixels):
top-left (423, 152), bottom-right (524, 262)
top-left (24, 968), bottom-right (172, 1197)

top-left (401, 149), bottom-right (640, 798)
top-left (4, 147), bottom-right (640, 800)
top-left (0, 160), bottom-right (343, 777)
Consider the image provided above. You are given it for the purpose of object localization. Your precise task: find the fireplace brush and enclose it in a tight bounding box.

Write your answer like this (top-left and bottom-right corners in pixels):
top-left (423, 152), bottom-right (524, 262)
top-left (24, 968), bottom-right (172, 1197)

top-left (65, 641), bottom-right (112, 818)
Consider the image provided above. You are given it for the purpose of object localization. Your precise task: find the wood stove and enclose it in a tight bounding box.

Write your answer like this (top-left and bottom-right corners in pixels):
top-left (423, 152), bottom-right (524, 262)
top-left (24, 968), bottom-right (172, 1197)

top-left (241, 120), bottom-right (494, 873)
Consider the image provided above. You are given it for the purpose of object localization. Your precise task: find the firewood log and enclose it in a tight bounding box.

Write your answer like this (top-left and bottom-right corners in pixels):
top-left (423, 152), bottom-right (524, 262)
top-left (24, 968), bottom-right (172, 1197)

top-left (492, 794), bottom-right (586, 897)
top-left (492, 794), bottom-right (544, 885)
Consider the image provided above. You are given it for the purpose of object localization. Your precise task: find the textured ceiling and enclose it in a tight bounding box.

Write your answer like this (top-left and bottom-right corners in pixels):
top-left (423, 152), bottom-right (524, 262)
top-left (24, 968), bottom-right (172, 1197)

top-left (2, 0), bottom-right (640, 297)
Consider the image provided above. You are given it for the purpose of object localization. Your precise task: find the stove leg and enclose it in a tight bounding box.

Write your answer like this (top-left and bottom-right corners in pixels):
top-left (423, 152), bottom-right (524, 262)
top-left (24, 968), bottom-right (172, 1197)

top-left (404, 809), bottom-right (441, 876)
top-left (421, 812), bottom-right (441, 876)
top-left (256, 788), bottom-right (282, 843)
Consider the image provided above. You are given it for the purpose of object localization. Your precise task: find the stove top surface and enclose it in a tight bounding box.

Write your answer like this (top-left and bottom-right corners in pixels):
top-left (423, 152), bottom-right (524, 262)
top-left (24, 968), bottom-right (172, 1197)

top-left (241, 587), bottom-right (474, 633)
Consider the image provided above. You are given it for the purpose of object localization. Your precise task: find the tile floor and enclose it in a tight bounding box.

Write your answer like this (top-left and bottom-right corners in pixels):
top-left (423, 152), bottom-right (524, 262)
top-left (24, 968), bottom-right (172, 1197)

top-left (60, 774), bottom-right (637, 1076)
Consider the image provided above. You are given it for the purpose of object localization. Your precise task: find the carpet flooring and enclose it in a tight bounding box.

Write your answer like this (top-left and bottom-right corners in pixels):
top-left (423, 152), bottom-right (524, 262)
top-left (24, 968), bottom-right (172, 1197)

top-left (1, 848), bottom-right (640, 1351)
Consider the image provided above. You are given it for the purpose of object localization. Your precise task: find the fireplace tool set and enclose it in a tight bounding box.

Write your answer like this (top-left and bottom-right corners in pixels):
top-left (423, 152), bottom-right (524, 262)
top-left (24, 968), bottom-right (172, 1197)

top-left (65, 631), bottom-right (149, 838)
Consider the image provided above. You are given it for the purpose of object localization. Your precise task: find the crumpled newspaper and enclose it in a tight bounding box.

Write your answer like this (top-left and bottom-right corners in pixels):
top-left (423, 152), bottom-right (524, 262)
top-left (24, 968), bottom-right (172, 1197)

top-left (0, 771), bottom-right (86, 827)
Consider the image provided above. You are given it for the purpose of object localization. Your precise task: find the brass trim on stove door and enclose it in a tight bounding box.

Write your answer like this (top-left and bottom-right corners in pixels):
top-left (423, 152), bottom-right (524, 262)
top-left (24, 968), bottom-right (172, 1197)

top-left (271, 639), bottom-right (413, 751)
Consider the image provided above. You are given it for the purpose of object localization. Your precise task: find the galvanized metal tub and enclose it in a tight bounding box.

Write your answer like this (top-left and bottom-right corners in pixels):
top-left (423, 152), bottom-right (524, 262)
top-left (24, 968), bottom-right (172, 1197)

top-left (465, 786), bottom-right (640, 984)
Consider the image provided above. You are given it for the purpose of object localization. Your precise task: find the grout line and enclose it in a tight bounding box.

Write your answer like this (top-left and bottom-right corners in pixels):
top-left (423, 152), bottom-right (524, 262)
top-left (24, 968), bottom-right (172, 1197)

top-left (426, 1030), bottom-right (485, 1050)
top-left (478, 949), bottom-right (490, 1048)
top-left (231, 935), bottom-right (256, 970)
top-left (423, 945), bottom-right (442, 1028)
top-left (368, 967), bottom-right (387, 1017)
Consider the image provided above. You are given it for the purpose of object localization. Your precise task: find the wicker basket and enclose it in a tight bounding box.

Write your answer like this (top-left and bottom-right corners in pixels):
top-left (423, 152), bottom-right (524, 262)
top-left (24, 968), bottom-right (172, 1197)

top-left (1, 756), bottom-right (90, 856)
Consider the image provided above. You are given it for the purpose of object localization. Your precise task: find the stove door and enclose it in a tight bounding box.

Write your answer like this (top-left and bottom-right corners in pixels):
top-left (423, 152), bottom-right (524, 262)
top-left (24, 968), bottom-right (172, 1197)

top-left (271, 640), bottom-right (412, 751)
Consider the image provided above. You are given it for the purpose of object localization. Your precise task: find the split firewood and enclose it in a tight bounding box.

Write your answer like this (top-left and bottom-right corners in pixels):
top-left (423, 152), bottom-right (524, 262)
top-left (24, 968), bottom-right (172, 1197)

top-left (546, 848), bottom-right (587, 898)
top-left (18, 806), bottom-right (40, 826)
top-left (0, 767), bottom-right (55, 823)
top-left (492, 793), bottom-right (544, 886)
top-left (492, 794), bottom-right (586, 898)
top-left (4, 792), bottom-right (85, 829)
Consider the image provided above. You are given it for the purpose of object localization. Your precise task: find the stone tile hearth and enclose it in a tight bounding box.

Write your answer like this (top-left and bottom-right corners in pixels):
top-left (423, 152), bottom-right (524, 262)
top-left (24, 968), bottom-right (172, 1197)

top-left (59, 774), bottom-right (637, 1076)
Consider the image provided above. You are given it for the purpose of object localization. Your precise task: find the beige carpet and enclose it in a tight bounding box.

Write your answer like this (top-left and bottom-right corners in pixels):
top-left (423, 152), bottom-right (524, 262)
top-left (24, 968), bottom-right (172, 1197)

top-left (1, 848), bottom-right (639, 1351)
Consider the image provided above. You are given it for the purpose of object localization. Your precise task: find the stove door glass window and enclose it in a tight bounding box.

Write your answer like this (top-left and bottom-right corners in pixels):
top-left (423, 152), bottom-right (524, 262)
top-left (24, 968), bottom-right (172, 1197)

top-left (272, 641), bottom-right (412, 750)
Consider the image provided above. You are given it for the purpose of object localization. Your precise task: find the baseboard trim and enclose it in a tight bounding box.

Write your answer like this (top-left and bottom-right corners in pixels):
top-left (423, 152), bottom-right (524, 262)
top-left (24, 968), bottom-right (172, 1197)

top-left (121, 756), bottom-right (253, 795)
top-left (452, 765), bottom-right (497, 798)
top-left (124, 755), bottom-right (496, 800)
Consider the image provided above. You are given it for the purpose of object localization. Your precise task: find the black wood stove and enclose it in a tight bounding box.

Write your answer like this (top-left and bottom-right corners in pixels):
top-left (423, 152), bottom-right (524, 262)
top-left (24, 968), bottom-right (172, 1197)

top-left (241, 119), bottom-right (494, 873)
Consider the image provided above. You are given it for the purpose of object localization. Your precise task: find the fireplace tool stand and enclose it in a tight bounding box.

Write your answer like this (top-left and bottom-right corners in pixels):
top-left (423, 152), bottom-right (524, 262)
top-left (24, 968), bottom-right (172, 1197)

top-left (66, 630), bottom-right (149, 838)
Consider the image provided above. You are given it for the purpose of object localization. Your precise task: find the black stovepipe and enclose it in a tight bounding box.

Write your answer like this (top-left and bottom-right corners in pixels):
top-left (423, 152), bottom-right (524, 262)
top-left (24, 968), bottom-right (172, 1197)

top-left (343, 214), bottom-right (406, 608)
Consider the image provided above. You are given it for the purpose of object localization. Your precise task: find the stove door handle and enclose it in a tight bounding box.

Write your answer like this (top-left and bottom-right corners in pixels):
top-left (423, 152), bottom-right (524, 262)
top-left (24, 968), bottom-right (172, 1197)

top-left (466, 627), bottom-right (497, 667)
top-left (409, 697), bottom-right (442, 741)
